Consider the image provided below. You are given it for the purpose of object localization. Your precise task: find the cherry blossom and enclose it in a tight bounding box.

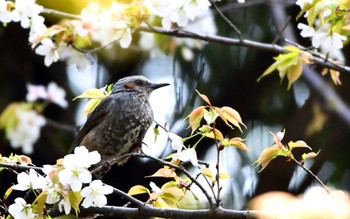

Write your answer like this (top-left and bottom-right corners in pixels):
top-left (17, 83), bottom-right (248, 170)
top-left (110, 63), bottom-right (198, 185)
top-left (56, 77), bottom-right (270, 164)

top-left (58, 198), bottom-right (72, 215)
top-left (12, 169), bottom-right (47, 191)
top-left (26, 84), bottom-right (47, 102)
top-left (7, 109), bottom-right (46, 154)
top-left (11, 0), bottom-right (43, 29)
top-left (71, 9), bottom-right (95, 37)
top-left (58, 146), bottom-right (100, 191)
top-left (168, 132), bottom-right (184, 153)
top-left (174, 147), bottom-right (199, 166)
top-left (80, 180), bottom-right (113, 208)
top-left (35, 38), bottom-right (60, 66)
top-left (58, 45), bottom-right (92, 70)
top-left (0, 0), bottom-right (12, 23)
top-left (297, 23), bottom-right (315, 38)
top-left (47, 82), bottom-right (68, 108)
top-left (8, 198), bottom-right (36, 219)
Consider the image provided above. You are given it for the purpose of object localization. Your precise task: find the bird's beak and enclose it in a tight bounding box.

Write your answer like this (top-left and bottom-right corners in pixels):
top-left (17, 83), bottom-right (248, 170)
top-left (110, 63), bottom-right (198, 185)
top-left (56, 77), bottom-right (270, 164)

top-left (149, 82), bottom-right (170, 90)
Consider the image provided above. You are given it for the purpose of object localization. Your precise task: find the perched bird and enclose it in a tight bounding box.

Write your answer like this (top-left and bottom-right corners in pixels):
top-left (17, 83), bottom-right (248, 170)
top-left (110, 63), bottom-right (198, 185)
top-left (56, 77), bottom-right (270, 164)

top-left (70, 75), bottom-right (169, 178)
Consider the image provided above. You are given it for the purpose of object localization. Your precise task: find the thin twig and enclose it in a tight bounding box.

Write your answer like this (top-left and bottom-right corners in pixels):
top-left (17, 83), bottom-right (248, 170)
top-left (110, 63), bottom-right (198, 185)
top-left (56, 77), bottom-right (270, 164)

top-left (209, 0), bottom-right (243, 41)
top-left (111, 187), bottom-right (145, 207)
top-left (291, 158), bottom-right (331, 194)
top-left (0, 163), bottom-right (44, 173)
top-left (41, 8), bottom-right (81, 20)
top-left (131, 152), bottom-right (216, 209)
top-left (136, 26), bottom-right (350, 74)
top-left (45, 118), bottom-right (77, 132)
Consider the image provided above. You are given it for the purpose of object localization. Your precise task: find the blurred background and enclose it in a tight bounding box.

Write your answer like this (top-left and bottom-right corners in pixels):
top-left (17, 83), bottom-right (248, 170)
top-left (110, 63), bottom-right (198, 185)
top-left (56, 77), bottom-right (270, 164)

top-left (0, 0), bottom-right (350, 211)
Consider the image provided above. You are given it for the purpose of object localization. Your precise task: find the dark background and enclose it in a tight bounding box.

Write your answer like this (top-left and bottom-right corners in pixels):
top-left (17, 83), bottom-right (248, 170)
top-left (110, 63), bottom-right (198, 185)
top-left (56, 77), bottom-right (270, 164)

top-left (1, 0), bottom-right (350, 211)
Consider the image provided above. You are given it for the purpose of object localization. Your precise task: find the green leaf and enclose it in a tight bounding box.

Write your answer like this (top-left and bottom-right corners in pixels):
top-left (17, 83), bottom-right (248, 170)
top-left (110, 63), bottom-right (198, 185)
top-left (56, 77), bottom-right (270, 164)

top-left (69, 191), bottom-right (83, 216)
top-left (288, 140), bottom-right (312, 151)
top-left (73, 88), bottom-right (106, 100)
top-left (153, 125), bottom-right (160, 142)
top-left (3, 187), bottom-right (13, 201)
top-left (33, 191), bottom-right (48, 218)
top-left (128, 185), bottom-right (150, 196)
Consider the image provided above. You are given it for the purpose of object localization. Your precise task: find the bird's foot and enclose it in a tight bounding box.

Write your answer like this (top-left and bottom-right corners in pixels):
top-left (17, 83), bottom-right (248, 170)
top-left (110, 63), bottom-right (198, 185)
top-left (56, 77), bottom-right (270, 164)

top-left (90, 161), bottom-right (111, 179)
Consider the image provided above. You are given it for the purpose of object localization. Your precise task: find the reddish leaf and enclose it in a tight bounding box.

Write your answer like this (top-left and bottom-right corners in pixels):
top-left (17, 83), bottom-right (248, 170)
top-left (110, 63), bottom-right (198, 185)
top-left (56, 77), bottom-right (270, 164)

top-left (255, 144), bottom-right (288, 172)
top-left (187, 106), bottom-right (206, 134)
top-left (195, 90), bottom-right (212, 106)
top-left (199, 125), bottom-right (224, 141)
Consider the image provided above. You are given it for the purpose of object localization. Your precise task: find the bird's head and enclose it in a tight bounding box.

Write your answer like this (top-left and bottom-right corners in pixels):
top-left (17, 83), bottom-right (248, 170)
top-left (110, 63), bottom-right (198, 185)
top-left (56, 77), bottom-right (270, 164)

top-left (112, 75), bottom-right (169, 95)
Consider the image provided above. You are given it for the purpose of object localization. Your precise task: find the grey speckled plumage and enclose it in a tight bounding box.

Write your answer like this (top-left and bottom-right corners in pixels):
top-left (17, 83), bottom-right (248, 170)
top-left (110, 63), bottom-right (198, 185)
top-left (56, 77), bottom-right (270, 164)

top-left (69, 75), bottom-right (169, 178)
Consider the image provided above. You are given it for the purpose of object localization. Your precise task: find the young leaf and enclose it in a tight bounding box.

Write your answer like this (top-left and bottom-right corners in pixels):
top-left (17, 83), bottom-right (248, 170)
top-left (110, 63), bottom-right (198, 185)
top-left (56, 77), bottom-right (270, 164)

top-left (203, 108), bottom-right (218, 125)
top-left (187, 106), bottom-right (206, 134)
top-left (195, 90), bottom-right (212, 106)
top-left (222, 137), bottom-right (249, 151)
top-left (199, 125), bottom-right (224, 141)
top-left (153, 125), bottom-right (160, 142)
top-left (128, 185), bottom-right (150, 196)
top-left (83, 99), bottom-right (102, 116)
top-left (302, 150), bottom-right (320, 162)
top-left (147, 166), bottom-right (177, 178)
top-left (73, 88), bottom-right (106, 100)
top-left (288, 140), bottom-right (312, 151)
top-left (3, 187), bottom-right (13, 201)
top-left (69, 191), bottom-right (83, 215)
top-left (201, 167), bottom-right (214, 181)
top-left (220, 106), bottom-right (246, 132)
top-left (33, 191), bottom-right (48, 219)
top-left (219, 173), bottom-right (230, 179)
top-left (255, 144), bottom-right (288, 172)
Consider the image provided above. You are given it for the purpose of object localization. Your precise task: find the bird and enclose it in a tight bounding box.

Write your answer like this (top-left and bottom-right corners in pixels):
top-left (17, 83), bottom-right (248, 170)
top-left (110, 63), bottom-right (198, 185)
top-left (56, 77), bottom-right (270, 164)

top-left (69, 75), bottom-right (170, 178)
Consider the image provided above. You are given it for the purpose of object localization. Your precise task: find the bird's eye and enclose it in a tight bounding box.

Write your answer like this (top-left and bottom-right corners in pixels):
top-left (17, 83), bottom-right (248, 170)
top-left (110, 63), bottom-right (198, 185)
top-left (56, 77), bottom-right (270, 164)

top-left (134, 79), bottom-right (143, 85)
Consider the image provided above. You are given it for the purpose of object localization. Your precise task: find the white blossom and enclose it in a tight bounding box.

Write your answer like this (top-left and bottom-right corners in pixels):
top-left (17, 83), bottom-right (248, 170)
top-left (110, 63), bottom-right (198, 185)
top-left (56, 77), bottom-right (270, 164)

top-left (113, 21), bottom-right (132, 48)
top-left (58, 146), bottom-right (100, 191)
top-left (8, 198), bottom-right (36, 219)
top-left (11, 0), bottom-right (43, 29)
top-left (168, 132), bottom-right (184, 153)
top-left (35, 38), bottom-right (60, 66)
top-left (7, 109), bottom-right (46, 154)
top-left (12, 169), bottom-right (47, 191)
top-left (71, 9), bottom-right (95, 37)
top-left (149, 181), bottom-right (162, 193)
top-left (0, 0), bottom-right (12, 23)
top-left (296, 0), bottom-right (313, 8)
top-left (47, 82), bottom-right (68, 108)
top-left (312, 30), bottom-right (346, 50)
top-left (80, 180), bottom-right (113, 208)
top-left (26, 83), bottom-right (47, 102)
top-left (71, 146), bottom-right (101, 168)
top-left (58, 45), bottom-right (92, 70)
top-left (58, 198), bottom-right (71, 215)
top-left (29, 15), bottom-right (47, 48)
top-left (297, 23), bottom-right (315, 38)
top-left (174, 147), bottom-right (198, 166)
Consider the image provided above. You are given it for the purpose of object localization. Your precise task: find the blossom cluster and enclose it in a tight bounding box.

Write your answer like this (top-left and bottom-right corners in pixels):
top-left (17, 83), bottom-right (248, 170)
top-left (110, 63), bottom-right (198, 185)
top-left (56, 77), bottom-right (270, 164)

top-left (8, 146), bottom-right (113, 218)
top-left (296, 0), bottom-right (347, 63)
top-left (0, 82), bottom-right (67, 154)
top-left (0, 0), bottom-right (246, 67)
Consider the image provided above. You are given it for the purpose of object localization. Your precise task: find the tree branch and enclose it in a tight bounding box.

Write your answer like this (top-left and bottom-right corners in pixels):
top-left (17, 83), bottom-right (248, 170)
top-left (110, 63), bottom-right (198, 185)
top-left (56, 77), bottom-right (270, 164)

top-left (73, 205), bottom-right (254, 219)
top-left (290, 158), bottom-right (331, 194)
top-left (0, 163), bottom-right (44, 173)
top-left (209, 0), bottom-right (243, 41)
top-left (131, 153), bottom-right (216, 209)
top-left (136, 26), bottom-right (350, 74)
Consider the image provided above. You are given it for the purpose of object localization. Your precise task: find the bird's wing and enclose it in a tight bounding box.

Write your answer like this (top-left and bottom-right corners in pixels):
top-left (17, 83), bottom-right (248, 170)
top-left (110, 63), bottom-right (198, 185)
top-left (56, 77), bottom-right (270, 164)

top-left (68, 96), bottom-right (113, 154)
